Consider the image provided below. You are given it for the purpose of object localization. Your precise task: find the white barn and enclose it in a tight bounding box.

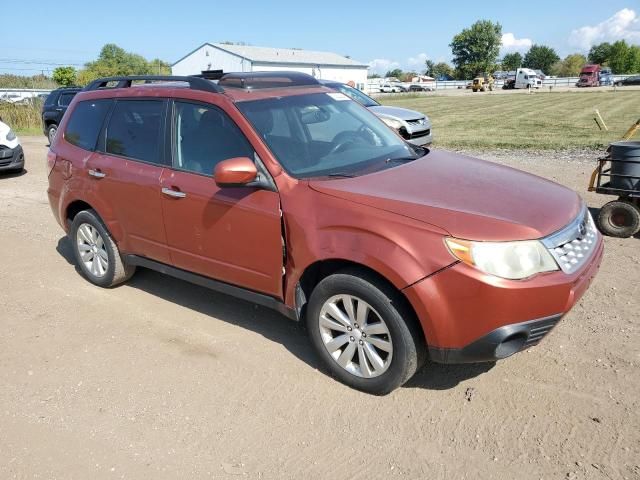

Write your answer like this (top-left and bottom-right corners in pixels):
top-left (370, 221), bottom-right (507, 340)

top-left (172, 43), bottom-right (369, 89)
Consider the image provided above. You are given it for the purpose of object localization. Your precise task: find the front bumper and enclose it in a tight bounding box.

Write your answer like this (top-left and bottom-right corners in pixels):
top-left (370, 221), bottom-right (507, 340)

top-left (407, 131), bottom-right (432, 146)
top-left (404, 235), bottom-right (604, 363)
top-left (401, 126), bottom-right (432, 146)
top-left (428, 314), bottom-right (561, 363)
top-left (0, 144), bottom-right (24, 172)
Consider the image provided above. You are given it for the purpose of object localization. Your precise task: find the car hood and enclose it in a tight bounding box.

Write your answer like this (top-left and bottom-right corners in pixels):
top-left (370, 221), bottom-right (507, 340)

top-left (368, 105), bottom-right (427, 122)
top-left (309, 150), bottom-right (582, 241)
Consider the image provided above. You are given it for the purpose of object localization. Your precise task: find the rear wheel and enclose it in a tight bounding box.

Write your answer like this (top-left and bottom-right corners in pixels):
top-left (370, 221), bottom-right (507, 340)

top-left (306, 269), bottom-right (426, 395)
top-left (70, 209), bottom-right (136, 287)
top-left (47, 124), bottom-right (57, 145)
top-left (597, 200), bottom-right (640, 238)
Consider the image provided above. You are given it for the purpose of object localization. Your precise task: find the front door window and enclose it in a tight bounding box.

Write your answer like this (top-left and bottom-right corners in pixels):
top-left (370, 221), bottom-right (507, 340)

top-left (174, 101), bottom-right (254, 176)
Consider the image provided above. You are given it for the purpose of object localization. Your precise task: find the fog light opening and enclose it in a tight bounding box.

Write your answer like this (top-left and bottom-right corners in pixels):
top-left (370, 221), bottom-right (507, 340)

top-left (495, 333), bottom-right (527, 359)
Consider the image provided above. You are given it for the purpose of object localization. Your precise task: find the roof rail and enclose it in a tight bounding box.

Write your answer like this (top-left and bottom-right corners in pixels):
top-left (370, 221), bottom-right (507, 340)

top-left (83, 75), bottom-right (224, 93)
top-left (218, 71), bottom-right (321, 90)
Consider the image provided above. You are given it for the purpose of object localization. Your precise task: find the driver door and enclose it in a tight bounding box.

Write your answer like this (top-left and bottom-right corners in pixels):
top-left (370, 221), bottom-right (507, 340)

top-left (159, 99), bottom-right (283, 298)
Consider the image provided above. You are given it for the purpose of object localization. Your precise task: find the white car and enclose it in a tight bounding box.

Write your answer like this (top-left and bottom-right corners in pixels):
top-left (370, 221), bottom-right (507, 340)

top-left (0, 93), bottom-right (23, 104)
top-left (0, 119), bottom-right (24, 173)
top-left (380, 82), bottom-right (407, 93)
top-left (319, 80), bottom-right (432, 147)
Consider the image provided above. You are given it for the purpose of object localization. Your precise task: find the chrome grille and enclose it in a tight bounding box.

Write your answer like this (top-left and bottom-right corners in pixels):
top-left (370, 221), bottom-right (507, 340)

top-left (542, 206), bottom-right (599, 274)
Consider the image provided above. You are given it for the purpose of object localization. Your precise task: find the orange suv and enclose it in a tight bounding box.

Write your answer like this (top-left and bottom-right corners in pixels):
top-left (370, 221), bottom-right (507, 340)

top-left (47, 73), bottom-right (604, 394)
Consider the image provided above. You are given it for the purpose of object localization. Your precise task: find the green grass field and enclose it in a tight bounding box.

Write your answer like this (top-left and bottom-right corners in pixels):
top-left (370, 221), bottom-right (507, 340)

top-left (382, 90), bottom-right (640, 150)
top-left (3, 89), bottom-right (639, 150)
top-left (0, 102), bottom-right (43, 136)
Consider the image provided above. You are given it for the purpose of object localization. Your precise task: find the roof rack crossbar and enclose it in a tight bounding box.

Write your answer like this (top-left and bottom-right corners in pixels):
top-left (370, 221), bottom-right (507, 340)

top-left (83, 75), bottom-right (224, 93)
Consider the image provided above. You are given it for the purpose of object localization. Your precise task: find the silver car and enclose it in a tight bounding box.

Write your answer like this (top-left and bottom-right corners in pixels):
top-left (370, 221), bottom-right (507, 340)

top-left (319, 80), bottom-right (432, 146)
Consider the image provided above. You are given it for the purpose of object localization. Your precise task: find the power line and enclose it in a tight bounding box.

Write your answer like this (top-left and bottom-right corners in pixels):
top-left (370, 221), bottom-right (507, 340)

top-left (0, 67), bottom-right (53, 72)
top-left (0, 58), bottom-right (86, 67)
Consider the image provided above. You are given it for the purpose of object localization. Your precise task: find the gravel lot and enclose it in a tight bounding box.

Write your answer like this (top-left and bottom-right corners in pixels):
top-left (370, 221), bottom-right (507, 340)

top-left (1, 137), bottom-right (638, 480)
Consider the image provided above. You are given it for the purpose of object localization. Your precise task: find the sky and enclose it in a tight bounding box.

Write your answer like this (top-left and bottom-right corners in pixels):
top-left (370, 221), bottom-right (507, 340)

top-left (1, 0), bottom-right (639, 76)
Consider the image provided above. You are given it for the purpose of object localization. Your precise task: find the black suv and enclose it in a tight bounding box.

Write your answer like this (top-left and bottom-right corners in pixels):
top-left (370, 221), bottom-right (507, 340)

top-left (42, 87), bottom-right (81, 144)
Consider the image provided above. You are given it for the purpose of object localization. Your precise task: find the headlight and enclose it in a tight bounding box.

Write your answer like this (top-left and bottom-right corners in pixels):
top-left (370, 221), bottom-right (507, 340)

top-left (6, 129), bottom-right (16, 141)
top-left (445, 238), bottom-right (558, 280)
top-left (379, 117), bottom-right (404, 130)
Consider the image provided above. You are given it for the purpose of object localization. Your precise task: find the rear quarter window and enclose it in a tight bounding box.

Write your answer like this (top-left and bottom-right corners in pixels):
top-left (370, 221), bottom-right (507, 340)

top-left (58, 92), bottom-right (77, 107)
top-left (44, 92), bottom-right (57, 107)
top-left (64, 99), bottom-right (113, 151)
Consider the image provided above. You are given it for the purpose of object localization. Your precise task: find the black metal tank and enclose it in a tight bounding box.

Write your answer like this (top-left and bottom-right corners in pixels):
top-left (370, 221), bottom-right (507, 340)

top-left (610, 141), bottom-right (640, 191)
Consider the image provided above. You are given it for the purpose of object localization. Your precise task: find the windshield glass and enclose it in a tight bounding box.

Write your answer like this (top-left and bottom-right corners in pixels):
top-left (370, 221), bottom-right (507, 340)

top-left (331, 84), bottom-right (379, 107)
top-left (237, 92), bottom-right (422, 178)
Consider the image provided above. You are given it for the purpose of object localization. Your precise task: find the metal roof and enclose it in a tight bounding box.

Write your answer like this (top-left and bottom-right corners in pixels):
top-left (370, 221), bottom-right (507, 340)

top-left (173, 42), bottom-right (368, 68)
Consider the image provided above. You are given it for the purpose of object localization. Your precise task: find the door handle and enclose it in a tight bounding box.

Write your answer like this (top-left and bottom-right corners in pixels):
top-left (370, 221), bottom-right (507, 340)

top-left (162, 187), bottom-right (186, 198)
top-left (88, 169), bottom-right (106, 179)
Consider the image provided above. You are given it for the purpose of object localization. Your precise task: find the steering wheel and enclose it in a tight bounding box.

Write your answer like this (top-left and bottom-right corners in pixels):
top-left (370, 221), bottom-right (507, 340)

top-left (328, 129), bottom-right (371, 156)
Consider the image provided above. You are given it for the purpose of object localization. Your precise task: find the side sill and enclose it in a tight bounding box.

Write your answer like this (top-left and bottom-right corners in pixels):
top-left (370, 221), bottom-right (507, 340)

top-left (124, 255), bottom-right (298, 321)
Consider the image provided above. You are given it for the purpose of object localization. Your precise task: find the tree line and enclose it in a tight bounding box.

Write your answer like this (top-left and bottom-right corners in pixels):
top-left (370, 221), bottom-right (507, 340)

top-left (50, 44), bottom-right (171, 87)
top-left (372, 20), bottom-right (640, 81)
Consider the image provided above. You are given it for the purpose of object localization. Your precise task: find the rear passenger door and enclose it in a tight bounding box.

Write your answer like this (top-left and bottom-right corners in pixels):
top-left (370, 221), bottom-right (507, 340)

top-left (86, 99), bottom-right (171, 263)
top-left (159, 100), bottom-right (283, 298)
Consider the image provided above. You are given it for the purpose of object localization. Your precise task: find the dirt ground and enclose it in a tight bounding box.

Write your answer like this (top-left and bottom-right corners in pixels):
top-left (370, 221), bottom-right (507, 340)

top-left (1, 137), bottom-right (638, 480)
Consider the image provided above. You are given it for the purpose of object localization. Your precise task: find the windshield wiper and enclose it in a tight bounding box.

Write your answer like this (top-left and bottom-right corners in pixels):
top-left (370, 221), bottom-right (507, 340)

top-left (385, 156), bottom-right (418, 163)
top-left (327, 172), bottom-right (356, 178)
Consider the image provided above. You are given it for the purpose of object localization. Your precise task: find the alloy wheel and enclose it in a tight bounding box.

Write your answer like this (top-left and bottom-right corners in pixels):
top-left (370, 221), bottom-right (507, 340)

top-left (48, 127), bottom-right (57, 145)
top-left (76, 223), bottom-right (109, 278)
top-left (318, 294), bottom-right (393, 378)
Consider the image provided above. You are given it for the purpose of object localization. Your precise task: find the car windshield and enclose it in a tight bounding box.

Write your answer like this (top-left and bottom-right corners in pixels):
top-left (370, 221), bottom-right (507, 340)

top-left (329, 83), bottom-right (379, 107)
top-left (237, 92), bottom-right (423, 178)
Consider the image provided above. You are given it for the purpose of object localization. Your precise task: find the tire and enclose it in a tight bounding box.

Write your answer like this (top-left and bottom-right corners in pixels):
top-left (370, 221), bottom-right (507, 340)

top-left (70, 209), bottom-right (136, 287)
top-left (47, 124), bottom-right (57, 145)
top-left (305, 269), bottom-right (426, 395)
top-left (597, 200), bottom-right (640, 238)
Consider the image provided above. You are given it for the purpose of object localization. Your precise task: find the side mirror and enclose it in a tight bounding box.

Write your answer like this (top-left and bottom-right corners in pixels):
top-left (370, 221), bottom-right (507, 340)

top-left (214, 157), bottom-right (258, 187)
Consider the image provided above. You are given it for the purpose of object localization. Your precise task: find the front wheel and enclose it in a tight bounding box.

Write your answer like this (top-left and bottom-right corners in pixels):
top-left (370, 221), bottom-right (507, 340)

top-left (306, 270), bottom-right (426, 395)
top-left (597, 200), bottom-right (640, 238)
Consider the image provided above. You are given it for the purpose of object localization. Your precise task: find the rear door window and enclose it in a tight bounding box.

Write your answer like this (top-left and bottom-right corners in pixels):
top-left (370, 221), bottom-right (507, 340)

top-left (64, 99), bottom-right (113, 151)
top-left (105, 100), bottom-right (166, 164)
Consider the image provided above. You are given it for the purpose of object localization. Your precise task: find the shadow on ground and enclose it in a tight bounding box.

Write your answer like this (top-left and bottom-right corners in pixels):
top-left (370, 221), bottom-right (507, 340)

top-left (0, 168), bottom-right (28, 178)
top-left (56, 236), bottom-right (498, 391)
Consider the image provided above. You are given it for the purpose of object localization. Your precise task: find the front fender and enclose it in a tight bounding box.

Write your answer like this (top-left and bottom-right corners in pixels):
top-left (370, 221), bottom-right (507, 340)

top-left (282, 189), bottom-right (453, 307)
